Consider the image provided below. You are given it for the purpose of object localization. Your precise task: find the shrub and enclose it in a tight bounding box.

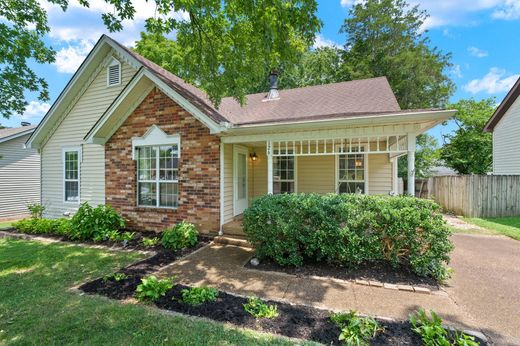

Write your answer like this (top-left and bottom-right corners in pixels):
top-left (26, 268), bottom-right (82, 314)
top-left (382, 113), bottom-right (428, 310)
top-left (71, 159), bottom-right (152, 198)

top-left (181, 286), bottom-right (219, 306)
top-left (13, 218), bottom-right (70, 235)
top-left (243, 296), bottom-right (278, 319)
top-left (141, 237), bottom-right (160, 247)
top-left (409, 309), bottom-right (479, 346)
top-left (135, 275), bottom-right (175, 302)
top-left (103, 272), bottom-right (130, 283)
top-left (243, 194), bottom-right (453, 281)
top-left (68, 202), bottom-right (125, 241)
top-left (331, 311), bottom-right (382, 345)
top-left (161, 221), bottom-right (198, 250)
top-left (27, 203), bottom-right (45, 219)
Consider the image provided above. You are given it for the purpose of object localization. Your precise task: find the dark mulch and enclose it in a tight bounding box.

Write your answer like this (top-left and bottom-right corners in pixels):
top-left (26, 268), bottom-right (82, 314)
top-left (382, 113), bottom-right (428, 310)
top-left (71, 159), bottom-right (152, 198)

top-left (245, 258), bottom-right (440, 290)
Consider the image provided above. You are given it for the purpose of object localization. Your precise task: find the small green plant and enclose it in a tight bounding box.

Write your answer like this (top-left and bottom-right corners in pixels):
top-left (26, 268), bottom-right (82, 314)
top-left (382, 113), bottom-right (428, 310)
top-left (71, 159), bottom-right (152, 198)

top-left (409, 309), bottom-right (479, 346)
top-left (330, 311), bottom-right (382, 345)
top-left (13, 218), bottom-right (70, 235)
top-left (69, 203), bottom-right (126, 241)
top-left (135, 275), bottom-right (175, 302)
top-left (180, 286), bottom-right (219, 306)
top-left (141, 237), bottom-right (160, 247)
top-left (161, 221), bottom-right (198, 250)
top-left (103, 272), bottom-right (130, 283)
top-left (243, 296), bottom-right (278, 319)
top-left (27, 203), bottom-right (45, 219)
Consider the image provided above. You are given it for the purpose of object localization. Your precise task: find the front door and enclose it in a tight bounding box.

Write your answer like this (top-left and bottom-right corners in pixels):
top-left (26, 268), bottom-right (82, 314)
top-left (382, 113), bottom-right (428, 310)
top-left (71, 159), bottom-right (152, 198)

top-left (233, 145), bottom-right (248, 216)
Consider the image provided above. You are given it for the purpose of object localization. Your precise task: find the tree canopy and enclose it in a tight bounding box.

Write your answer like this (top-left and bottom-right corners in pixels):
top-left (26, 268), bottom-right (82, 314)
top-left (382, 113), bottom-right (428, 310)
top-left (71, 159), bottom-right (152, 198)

top-left (398, 134), bottom-right (440, 179)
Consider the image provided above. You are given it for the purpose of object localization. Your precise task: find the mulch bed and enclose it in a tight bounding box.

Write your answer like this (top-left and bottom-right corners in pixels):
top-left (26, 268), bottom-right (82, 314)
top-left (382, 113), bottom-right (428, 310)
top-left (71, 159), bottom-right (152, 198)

top-left (245, 258), bottom-right (440, 290)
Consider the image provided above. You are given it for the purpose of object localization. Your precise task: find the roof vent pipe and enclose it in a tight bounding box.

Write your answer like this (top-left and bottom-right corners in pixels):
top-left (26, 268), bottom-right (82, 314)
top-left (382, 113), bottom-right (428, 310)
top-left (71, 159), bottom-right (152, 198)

top-left (265, 70), bottom-right (280, 101)
top-left (21, 121), bottom-right (31, 126)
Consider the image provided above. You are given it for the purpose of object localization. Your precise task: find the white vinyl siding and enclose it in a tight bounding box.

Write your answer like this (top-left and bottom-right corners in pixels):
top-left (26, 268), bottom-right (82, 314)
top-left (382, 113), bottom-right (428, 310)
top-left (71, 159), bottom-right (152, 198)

top-left (223, 143), bottom-right (234, 223)
top-left (41, 53), bottom-right (136, 218)
top-left (493, 97), bottom-right (520, 174)
top-left (0, 133), bottom-right (40, 219)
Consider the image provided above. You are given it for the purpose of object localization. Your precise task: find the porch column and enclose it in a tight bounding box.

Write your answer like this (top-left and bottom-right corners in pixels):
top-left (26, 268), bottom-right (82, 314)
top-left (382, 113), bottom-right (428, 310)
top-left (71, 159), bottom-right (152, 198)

top-left (267, 140), bottom-right (273, 194)
top-left (219, 141), bottom-right (224, 235)
top-left (407, 134), bottom-right (416, 196)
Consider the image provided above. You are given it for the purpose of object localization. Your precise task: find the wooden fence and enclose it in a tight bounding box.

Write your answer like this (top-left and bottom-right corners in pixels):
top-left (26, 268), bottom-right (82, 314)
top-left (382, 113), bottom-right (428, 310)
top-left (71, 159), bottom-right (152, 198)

top-left (428, 175), bottom-right (520, 218)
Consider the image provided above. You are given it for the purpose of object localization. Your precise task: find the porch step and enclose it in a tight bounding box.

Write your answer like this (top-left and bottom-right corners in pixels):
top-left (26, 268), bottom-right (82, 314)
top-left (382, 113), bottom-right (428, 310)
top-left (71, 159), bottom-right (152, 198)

top-left (214, 235), bottom-right (252, 248)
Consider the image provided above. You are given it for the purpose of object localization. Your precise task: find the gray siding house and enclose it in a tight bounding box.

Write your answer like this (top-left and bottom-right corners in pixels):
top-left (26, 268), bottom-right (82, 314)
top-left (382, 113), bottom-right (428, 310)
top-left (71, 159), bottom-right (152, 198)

top-left (0, 125), bottom-right (40, 220)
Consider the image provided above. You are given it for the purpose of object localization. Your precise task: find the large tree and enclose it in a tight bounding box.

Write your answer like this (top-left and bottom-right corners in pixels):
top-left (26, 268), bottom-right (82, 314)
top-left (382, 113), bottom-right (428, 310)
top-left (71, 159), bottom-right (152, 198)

top-left (1, 0), bottom-right (321, 119)
top-left (440, 98), bottom-right (495, 175)
top-left (340, 0), bottom-right (454, 109)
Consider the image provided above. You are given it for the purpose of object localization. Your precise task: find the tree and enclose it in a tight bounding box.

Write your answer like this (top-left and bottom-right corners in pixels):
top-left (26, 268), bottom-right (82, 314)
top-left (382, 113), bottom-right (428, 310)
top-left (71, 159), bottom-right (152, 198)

top-left (1, 0), bottom-right (321, 118)
top-left (440, 98), bottom-right (495, 175)
top-left (398, 134), bottom-right (440, 179)
top-left (340, 0), bottom-right (454, 109)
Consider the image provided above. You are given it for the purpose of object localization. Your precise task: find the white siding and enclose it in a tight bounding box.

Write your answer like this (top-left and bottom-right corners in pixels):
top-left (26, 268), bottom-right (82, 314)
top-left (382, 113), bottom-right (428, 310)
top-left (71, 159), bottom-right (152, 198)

top-left (41, 54), bottom-right (137, 218)
top-left (223, 143), bottom-right (234, 223)
top-left (0, 134), bottom-right (40, 219)
top-left (368, 154), bottom-right (392, 195)
top-left (493, 97), bottom-right (520, 174)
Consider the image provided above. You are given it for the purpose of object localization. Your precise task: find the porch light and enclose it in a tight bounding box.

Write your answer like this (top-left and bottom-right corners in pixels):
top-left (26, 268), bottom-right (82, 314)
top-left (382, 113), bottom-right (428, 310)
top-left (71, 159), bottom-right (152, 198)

top-left (250, 152), bottom-right (258, 161)
top-left (355, 159), bottom-right (363, 167)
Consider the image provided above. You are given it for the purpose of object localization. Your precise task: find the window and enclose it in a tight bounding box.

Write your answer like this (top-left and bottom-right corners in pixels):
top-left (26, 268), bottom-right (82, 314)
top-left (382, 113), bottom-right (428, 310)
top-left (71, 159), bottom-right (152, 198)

top-left (273, 151), bottom-right (295, 194)
top-left (338, 153), bottom-right (366, 194)
top-left (137, 145), bottom-right (179, 208)
top-left (107, 59), bottom-right (121, 86)
top-left (63, 149), bottom-right (80, 202)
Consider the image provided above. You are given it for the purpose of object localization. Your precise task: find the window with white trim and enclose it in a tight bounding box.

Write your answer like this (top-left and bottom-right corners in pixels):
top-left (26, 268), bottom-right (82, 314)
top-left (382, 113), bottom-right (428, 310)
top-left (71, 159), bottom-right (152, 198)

top-left (64, 150), bottom-right (80, 202)
top-left (107, 59), bottom-right (121, 86)
top-left (273, 149), bottom-right (295, 194)
top-left (137, 145), bottom-right (179, 208)
top-left (338, 151), bottom-right (366, 194)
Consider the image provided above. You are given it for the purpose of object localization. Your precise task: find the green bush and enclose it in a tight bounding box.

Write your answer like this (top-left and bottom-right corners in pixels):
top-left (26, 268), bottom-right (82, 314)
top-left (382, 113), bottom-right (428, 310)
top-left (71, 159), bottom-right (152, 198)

top-left (27, 203), bottom-right (45, 219)
top-left (68, 202), bottom-right (126, 241)
top-left (161, 221), bottom-right (198, 250)
top-left (13, 218), bottom-right (70, 235)
top-left (243, 194), bottom-right (453, 281)
top-left (135, 275), bottom-right (175, 302)
top-left (243, 296), bottom-right (278, 319)
top-left (180, 286), bottom-right (219, 306)
top-left (331, 311), bottom-right (382, 345)
top-left (141, 237), bottom-right (160, 247)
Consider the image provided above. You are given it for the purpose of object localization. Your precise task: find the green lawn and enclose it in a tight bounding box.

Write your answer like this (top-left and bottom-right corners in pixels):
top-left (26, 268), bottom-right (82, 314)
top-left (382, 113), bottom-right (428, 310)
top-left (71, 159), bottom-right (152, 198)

top-left (462, 216), bottom-right (520, 240)
top-left (0, 238), bottom-right (312, 345)
top-left (0, 221), bottom-right (15, 230)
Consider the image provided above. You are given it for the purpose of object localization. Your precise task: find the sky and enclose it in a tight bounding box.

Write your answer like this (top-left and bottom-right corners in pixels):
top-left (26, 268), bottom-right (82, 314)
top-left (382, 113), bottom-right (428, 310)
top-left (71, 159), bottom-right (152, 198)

top-left (5, 0), bottom-right (520, 144)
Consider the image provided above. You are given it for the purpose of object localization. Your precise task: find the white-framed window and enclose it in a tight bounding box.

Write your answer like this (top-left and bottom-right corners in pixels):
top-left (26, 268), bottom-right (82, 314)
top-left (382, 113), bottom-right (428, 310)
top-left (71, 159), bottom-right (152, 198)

top-left (107, 58), bottom-right (121, 86)
top-left (136, 145), bottom-right (179, 208)
top-left (273, 149), bottom-right (296, 194)
top-left (63, 147), bottom-right (81, 203)
top-left (337, 147), bottom-right (368, 194)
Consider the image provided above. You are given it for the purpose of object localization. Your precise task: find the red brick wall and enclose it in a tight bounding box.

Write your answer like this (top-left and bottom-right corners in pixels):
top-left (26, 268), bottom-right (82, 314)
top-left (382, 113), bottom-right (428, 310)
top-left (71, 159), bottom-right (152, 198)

top-left (105, 88), bottom-right (220, 233)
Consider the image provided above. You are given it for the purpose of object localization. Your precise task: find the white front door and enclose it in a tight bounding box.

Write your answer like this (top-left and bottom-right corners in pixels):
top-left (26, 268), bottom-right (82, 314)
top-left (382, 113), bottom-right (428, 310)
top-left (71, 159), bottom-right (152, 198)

top-left (233, 145), bottom-right (248, 216)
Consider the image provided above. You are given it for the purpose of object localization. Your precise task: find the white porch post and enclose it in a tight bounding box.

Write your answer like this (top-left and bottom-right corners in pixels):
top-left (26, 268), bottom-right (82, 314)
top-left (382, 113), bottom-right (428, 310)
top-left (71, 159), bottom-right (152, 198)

top-left (407, 134), bottom-right (416, 196)
top-left (267, 140), bottom-right (273, 194)
top-left (219, 141), bottom-right (224, 235)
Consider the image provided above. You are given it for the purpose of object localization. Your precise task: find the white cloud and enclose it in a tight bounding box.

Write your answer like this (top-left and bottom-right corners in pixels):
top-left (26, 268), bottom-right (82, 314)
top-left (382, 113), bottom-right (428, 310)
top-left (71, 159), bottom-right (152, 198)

top-left (313, 35), bottom-right (338, 49)
top-left (451, 65), bottom-right (463, 78)
top-left (468, 46), bottom-right (489, 57)
top-left (22, 101), bottom-right (51, 120)
top-left (53, 40), bottom-right (95, 73)
top-left (340, 0), bottom-right (365, 8)
top-left (464, 67), bottom-right (519, 94)
top-left (492, 0), bottom-right (520, 19)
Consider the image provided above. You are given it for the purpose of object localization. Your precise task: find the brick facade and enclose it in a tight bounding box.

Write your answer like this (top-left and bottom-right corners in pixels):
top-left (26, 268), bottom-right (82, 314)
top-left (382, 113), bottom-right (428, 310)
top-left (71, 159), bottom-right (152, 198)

top-left (105, 88), bottom-right (220, 233)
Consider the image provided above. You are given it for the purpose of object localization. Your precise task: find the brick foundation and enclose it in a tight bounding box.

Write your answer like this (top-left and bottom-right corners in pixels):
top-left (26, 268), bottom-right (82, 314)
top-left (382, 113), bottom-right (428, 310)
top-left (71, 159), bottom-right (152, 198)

top-left (105, 88), bottom-right (220, 233)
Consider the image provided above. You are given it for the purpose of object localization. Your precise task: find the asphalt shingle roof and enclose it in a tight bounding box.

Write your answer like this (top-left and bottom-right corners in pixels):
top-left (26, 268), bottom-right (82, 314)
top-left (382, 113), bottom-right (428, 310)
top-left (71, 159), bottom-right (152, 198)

top-left (0, 125), bottom-right (36, 141)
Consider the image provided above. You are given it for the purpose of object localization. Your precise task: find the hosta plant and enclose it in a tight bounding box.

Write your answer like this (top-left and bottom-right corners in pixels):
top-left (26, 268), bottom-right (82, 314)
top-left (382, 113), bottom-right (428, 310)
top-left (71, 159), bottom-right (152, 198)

top-left (243, 296), bottom-right (279, 319)
top-left (135, 275), bottom-right (175, 302)
top-left (181, 286), bottom-right (219, 306)
top-left (331, 310), bottom-right (382, 345)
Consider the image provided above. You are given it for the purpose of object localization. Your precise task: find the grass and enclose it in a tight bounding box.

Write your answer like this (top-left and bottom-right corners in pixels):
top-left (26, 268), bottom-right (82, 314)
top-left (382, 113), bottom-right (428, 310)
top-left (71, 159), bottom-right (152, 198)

top-left (461, 216), bottom-right (520, 240)
top-left (0, 221), bottom-right (15, 230)
top-left (0, 238), bottom-right (314, 345)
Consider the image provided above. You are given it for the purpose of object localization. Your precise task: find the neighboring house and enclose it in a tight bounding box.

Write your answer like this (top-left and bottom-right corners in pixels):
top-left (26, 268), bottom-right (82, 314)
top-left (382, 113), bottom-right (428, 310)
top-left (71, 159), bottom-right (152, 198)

top-left (0, 124), bottom-right (40, 220)
top-left (26, 35), bottom-right (455, 234)
top-left (484, 77), bottom-right (520, 174)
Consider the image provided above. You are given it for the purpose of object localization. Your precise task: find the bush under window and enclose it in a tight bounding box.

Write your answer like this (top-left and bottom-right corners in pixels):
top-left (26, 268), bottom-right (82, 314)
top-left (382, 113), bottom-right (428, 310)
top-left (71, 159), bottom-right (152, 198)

top-left (68, 202), bottom-right (126, 241)
top-left (161, 221), bottom-right (198, 250)
top-left (243, 194), bottom-right (453, 282)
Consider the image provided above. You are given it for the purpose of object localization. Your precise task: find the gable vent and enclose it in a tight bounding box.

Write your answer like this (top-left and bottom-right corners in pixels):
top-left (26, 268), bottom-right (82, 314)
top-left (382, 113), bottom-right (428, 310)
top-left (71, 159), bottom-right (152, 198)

top-left (107, 61), bottom-right (121, 86)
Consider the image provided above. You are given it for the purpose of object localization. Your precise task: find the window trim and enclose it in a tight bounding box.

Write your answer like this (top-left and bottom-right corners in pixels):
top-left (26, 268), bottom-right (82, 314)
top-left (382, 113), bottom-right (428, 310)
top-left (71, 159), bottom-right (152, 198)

top-left (272, 149), bottom-right (297, 194)
top-left (62, 146), bottom-right (82, 204)
top-left (107, 58), bottom-right (121, 87)
top-left (335, 146), bottom-right (369, 195)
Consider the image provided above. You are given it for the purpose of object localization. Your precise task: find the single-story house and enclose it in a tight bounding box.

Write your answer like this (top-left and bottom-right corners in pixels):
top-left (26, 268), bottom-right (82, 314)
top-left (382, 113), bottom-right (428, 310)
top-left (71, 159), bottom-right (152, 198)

top-left (26, 35), bottom-right (455, 234)
top-left (0, 124), bottom-right (40, 220)
top-left (484, 77), bottom-right (520, 174)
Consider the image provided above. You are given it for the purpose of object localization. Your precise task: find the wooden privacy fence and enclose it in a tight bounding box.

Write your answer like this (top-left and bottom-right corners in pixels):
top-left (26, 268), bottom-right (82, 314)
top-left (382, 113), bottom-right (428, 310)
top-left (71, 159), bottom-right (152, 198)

top-left (428, 175), bottom-right (520, 218)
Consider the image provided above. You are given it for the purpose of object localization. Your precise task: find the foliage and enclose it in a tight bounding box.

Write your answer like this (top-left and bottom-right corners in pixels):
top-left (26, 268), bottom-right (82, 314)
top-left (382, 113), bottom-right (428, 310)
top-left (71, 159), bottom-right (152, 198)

top-left (243, 194), bottom-right (453, 281)
top-left (13, 218), bottom-right (70, 236)
top-left (103, 272), bottom-right (130, 283)
top-left (243, 296), bottom-right (279, 319)
top-left (441, 98), bottom-right (495, 175)
top-left (180, 286), bottom-right (219, 306)
top-left (141, 236), bottom-right (160, 247)
top-left (68, 203), bottom-right (126, 241)
top-left (409, 309), bottom-right (479, 346)
top-left (27, 203), bottom-right (45, 219)
top-left (399, 134), bottom-right (441, 179)
top-left (135, 275), bottom-right (175, 302)
top-left (161, 221), bottom-right (198, 250)
top-left (340, 0), bottom-right (454, 109)
top-left (330, 311), bottom-right (382, 345)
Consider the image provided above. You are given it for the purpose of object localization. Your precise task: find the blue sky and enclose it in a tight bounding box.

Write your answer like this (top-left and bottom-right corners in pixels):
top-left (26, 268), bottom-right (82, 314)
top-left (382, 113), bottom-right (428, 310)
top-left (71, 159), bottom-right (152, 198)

top-left (5, 0), bottom-right (520, 144)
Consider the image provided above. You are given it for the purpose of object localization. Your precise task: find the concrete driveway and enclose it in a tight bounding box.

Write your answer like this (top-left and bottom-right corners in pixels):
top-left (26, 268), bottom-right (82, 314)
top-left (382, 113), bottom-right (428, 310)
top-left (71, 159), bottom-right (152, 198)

top-left (447, 233), bottom-right (520, 345)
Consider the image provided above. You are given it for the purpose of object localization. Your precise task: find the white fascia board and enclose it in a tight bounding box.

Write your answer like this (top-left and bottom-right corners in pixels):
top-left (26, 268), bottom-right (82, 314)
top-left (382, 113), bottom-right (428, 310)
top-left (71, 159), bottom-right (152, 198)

top-left (0, 128), bottom-right (35, 145)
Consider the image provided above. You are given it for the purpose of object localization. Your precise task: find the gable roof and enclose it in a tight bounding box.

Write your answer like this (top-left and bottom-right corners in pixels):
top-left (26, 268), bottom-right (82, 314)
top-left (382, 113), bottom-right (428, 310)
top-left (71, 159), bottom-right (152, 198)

top-left (484, 76), bottom-right (520, 132)
top-left (0, 126), bottom-right (36, 144)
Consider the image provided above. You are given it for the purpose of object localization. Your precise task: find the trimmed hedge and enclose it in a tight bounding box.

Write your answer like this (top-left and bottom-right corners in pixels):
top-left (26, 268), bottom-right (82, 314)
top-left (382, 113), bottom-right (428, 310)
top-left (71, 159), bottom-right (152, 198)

top-left (243, 194), bottom-right (453, 281)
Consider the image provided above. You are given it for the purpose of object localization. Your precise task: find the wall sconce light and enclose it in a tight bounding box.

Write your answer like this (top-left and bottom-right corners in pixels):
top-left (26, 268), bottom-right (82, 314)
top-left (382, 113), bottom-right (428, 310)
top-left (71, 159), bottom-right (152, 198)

top-left (355, 159), bottom-right (363, 167)
top-left (250, 152), bottom-right (258, 161)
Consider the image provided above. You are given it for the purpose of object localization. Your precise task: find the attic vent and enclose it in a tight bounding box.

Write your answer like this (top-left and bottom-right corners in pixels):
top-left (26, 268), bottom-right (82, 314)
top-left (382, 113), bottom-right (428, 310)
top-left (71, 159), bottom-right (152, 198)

top-left (107, 60), bottom-right (121, 86)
